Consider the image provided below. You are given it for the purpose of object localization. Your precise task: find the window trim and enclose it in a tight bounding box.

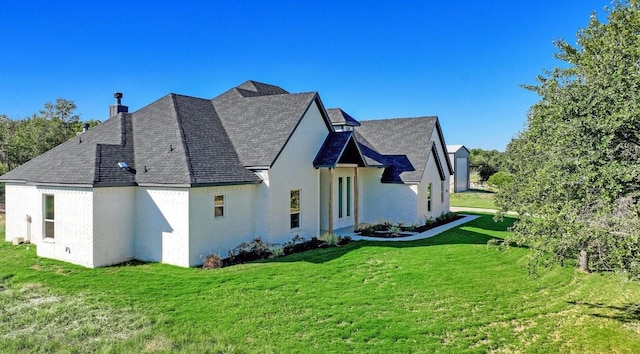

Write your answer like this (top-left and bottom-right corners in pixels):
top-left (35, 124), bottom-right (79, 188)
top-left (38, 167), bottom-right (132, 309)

top-left (43, 194), bottom-right (55, 239)
top-left (290, 189), bottom-right (301, 230)
top-left (346, 176), bottom-right (351, 217)
top-left (338, 177), bottom-right (343, 219)
top-left (214, 194), bottom-right (225, 218)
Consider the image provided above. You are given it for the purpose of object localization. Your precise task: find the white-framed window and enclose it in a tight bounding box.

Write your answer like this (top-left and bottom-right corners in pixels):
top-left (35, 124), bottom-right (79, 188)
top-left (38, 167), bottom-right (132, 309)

top-left (427, 183), bottom-right (432, 212)
top-left (441, 180), bottom-right (446, 203)
top-left (214, 194), bottom-right (224, 218)
top-left (346, 176), bottom-right (351, 217)
top-left (43, 194), bottom-right (55, 239)
top-left (290, 190), bottom-right (300, 229)
top-left (338, 177), bottom-right (343, 218)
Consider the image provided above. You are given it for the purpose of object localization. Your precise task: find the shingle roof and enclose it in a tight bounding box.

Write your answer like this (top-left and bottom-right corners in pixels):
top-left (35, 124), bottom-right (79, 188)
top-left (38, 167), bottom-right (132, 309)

top-left (355, 117), bottom-right (443, 184)
top-left (131, 94), bottom-right (261, 185)
top-left (0, 114), bottom-right (135, 185)
top-left (446, 144), bottom-right (469, 154)
top-left (313, 131), bottom-right (366, 168)
top-left (326, 108), bottom-right (361, 126)
top-left (0, 80), bottom-right (449, 188)
top-left (212, 85), bottom-right (327, 168)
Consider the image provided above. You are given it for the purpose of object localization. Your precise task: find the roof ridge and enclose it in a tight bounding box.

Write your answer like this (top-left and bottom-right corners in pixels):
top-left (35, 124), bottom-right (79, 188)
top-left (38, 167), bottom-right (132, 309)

top-left (170, 94), bottom-right (196, 184)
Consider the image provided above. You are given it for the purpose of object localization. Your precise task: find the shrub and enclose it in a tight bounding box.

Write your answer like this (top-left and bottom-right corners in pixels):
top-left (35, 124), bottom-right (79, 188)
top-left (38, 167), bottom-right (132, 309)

top-left (424, 216), bottom-right (435, 226)
top-left (336, 236), bottom-right (352, 246)
top-left (487, 171), bottom-right (514, 190)
top-left (283, 236), bottom-right (327, 255)
top-left (320, 233), bottom-right (338, 246)
top-left (388, 225), bottom-right (402, 236)
top-left (202, 254), bottom-right (223, 270)
top-left (225, 237), bottom-right (274, 266)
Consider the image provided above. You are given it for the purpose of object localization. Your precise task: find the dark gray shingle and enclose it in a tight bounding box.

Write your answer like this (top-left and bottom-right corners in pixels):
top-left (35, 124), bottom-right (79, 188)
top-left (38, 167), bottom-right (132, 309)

top-left (212, 88), bottom-right (320, 168)
top-left (326, 108), bottom-right (361, 127)
top-left (313, 131), bottom-right (366, 167)
top-left (355, 117), bottom-right (440, 184)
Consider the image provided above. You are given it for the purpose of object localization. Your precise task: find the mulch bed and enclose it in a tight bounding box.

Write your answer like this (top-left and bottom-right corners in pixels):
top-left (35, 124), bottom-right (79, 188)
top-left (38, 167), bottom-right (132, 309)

top-left (356, 214), bottom-right (465, 238)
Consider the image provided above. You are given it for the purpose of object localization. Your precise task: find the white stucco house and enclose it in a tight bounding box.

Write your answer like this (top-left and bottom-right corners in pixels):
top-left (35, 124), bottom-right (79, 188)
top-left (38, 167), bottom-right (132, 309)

top-left (1, 81), bottom-right (452, 268)
top-left (447, 144), bottom-right (470, 193)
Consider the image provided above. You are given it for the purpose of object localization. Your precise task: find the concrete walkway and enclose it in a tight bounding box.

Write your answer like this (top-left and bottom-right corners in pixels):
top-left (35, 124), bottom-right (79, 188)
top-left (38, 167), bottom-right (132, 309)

top-left (450, 206), bottom-right (518, 215)
top-left (349, 214), bottom-right (479, 242)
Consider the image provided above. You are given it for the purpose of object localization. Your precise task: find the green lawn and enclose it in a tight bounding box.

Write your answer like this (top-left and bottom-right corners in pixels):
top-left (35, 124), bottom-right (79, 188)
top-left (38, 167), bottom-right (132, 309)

top-left (450, 189), bottom-right (497, 209)
top-left (2, 215), bottom-right (640, 353)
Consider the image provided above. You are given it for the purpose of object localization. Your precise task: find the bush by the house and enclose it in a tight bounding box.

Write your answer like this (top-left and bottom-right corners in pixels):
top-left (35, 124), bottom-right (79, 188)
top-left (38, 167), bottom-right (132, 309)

top-left (224, 237), bottom-right (275, 266)
top-left (206, 234), bottom-right (353, 269)
top-left (202, 254), bottom-right (223, 269)
top-left (283, 236), bottom-right (328, 255)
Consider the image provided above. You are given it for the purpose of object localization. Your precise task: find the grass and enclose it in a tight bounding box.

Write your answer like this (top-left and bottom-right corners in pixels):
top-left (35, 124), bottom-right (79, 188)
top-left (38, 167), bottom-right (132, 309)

top-left (2, 215), bottom-right (640, 353)
top-left (450, 189), bottom-right (497, 209)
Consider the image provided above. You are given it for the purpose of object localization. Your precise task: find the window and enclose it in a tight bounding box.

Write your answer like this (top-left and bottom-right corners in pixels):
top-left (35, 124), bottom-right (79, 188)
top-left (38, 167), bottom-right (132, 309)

top-left (43, 194), bottom-right (55, 239)
top-left (441, 180), bottom-right (446, 203)
top-left (290, 190), bottom-right (300, 229)
top-left (346, 176), bottom-right (351, 217)
top-left (214, 194), bottom-right (224, 218)
top-left (338, 177), bottom-right (343, 218)
top-left (427, 183), bottom-right (432, 212)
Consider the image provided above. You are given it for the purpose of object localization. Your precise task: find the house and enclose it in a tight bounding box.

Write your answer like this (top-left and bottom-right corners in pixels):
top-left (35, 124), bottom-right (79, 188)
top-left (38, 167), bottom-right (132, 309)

top-left (0, 81), bottom-right (452, 268)
top-left (447, 144), bottom-right (470, 192)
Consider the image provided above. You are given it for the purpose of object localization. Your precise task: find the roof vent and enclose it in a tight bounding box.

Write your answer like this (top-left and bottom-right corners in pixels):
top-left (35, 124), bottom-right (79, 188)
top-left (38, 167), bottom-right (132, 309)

top-left (117, 161), bottom-right (129, 170)
top-left (109, 92), bottom-right (129, 118)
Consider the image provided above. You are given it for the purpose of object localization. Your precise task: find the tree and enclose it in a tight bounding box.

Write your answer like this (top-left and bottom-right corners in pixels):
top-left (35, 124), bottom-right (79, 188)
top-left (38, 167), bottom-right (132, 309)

top-left (496, 1), bottom-right (640, 277)
top-left (469, 148), bottom-right (504, 182)
top-left (487, 171), bottom-right (514, 190)
top-left (0, 98), bottom-right (97, 171)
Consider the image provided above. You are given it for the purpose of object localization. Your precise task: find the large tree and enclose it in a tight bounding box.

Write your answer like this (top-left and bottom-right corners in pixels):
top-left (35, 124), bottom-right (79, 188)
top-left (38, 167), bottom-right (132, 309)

top-left (496, 1), bottom-right (640, 278)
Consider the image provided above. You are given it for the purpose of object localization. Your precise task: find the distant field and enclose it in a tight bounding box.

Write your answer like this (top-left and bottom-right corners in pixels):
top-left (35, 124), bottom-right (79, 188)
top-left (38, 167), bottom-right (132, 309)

top-left (1, 215), bottom-right (640, 353)
top-left (450, 189), bottom-right (496, 209)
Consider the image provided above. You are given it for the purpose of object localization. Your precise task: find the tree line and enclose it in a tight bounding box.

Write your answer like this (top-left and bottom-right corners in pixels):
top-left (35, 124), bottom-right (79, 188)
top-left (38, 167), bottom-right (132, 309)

top-left (0, 98), bottom-right (99, 175)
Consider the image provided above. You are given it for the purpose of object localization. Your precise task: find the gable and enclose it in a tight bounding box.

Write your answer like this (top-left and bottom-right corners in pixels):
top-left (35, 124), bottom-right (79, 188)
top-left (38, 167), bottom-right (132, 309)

top-left (213, 88), bottom-right (332, 168)
top-left (314, 131), bottom-right (367, 168)
top-left (355, 117), bottom-right (438, 184)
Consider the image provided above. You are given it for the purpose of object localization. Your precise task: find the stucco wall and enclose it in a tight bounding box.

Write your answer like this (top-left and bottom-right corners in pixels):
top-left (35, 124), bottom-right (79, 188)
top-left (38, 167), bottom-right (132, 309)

top-left (263, 101), bottom-right (327, 243)
top-left (418, 128), bottom-right (451, 218)
top-left (359, 168), bottom-right (420, 225)
top-left (134, 187), bottom-right (190, 267)
top-left (188, 184), bottom-right (257, 266)
top-left (417, 156), bottom-right (450, 220)
top-left (92, 187), bottom-right (135, 267)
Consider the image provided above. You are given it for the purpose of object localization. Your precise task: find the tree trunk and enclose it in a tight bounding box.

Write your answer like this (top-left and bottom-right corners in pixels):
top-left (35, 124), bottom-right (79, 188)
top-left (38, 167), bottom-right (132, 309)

top-left (579, 249), bottom-right (590, 273)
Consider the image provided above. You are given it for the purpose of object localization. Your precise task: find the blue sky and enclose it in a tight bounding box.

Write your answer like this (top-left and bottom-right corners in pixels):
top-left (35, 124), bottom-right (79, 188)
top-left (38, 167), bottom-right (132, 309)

top-left (0, 1), bottom-right (609, 150)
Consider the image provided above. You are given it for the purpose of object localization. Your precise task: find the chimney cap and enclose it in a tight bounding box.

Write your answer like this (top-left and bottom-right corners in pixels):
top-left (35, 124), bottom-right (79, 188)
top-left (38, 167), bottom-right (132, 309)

top-left (114, 92), bottom-right (123, 99)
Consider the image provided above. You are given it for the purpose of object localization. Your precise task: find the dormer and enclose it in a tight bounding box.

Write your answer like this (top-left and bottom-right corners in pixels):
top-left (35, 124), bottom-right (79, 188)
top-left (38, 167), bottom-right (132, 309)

top-left (326, 108), bottom-right (361, 132)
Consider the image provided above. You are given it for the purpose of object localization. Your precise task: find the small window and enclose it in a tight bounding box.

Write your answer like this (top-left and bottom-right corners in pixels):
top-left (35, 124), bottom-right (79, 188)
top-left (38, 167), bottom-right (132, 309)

top-left (441, 180), bottom-right (446, 203)
top-left (427, 183), bottom-right (432, 212)
top-left (338, 177), bottom-right (343, 218)
top-left (291, 190), bottom-right (300, 229)
top-left (214, 194), bottom-right (224, 218)
top-left (43, 194), bottom-right (55, 239)
top-left (346, 176), bottom-right (351, 217)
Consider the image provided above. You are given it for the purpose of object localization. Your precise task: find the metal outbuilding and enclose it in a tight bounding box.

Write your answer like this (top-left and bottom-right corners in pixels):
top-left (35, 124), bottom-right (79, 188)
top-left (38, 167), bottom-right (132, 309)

top-left (447, 145), bottom-right (470, 192)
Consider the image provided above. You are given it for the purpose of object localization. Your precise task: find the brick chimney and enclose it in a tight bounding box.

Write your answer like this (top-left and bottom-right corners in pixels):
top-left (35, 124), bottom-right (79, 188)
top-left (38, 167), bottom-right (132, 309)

top-left (109, 92), bottom-right (128, 118)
